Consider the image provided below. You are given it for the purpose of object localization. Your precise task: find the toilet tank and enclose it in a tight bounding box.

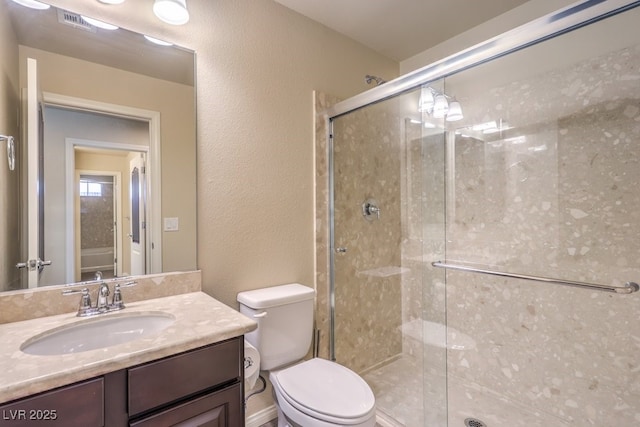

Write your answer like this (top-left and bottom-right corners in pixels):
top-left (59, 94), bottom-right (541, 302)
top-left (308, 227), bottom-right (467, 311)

top-left (237, 284), bottom-right (315, 370)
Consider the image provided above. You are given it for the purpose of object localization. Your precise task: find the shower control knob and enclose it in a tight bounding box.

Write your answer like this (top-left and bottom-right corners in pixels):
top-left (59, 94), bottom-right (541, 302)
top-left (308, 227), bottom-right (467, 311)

top-left (335, 247), bottom-right (348, 253)
top-left (362, 198), bottom-right (381, 221)
top-left (367, 205), bottom-right (381, 218)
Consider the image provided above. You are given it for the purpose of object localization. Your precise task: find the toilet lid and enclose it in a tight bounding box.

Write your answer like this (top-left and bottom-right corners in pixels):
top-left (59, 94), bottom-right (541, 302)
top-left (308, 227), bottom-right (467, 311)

top-left (276, 358), bottom-right (375, 420)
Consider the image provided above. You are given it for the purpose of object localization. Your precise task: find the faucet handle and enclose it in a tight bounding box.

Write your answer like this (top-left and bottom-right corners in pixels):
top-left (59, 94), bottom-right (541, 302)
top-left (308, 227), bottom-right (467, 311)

top-left (112, 285), bottom-right (124, 309)
top-left (79, 288), bottom-right (92, 312)
top-left (63, 288), bottom-right (92, 316)
top-left (111, 281), bottom-right (137, 309)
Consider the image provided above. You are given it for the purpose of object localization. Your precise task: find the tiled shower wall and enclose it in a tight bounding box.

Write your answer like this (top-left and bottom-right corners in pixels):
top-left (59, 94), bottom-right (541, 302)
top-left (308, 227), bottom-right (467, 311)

top-left (444, 43), bottom-right (640, 426)
top-left (330, 99), bottom-right (404, 374)
top-left (316, 91), bottom-right (446, 375)
top-left (315, 20), bottom-right (640, 427)
top-left (80, 181), bottom-right (114, 250)
top-left (316, 89), bottom-right (449, 424)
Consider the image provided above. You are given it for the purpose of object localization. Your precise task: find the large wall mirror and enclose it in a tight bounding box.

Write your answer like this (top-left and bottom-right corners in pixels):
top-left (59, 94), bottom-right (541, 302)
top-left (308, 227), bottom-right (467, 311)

top-left (0, 0), bottom-right (197, 292)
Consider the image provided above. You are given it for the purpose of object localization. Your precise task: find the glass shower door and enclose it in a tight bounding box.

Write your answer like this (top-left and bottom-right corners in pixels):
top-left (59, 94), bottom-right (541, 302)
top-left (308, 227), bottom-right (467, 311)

top-left (330, 83), bottom-right (447, 426)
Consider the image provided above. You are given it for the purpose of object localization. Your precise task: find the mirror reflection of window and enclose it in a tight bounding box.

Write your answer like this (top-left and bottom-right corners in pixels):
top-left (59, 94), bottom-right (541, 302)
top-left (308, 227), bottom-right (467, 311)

top-left (79, 180), bottom-right (103, 197)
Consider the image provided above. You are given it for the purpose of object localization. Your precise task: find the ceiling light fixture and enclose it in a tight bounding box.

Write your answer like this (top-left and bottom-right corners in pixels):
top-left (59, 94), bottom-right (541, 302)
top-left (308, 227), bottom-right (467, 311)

top-left (445, 100), bottom-right (464, 122)
top-left (81, 15), bottom-right (119, 30)
top-left (10, 0), bottom-right (50, 10)
top-left (419, 86), bottom-right (464, 122)
top-left (431, 94), bottom-right (449, 119)
top-left (153, 0), bottom-right (190, 25)
top-left (97, 0), bottom-right (125, 4)
top-left (418, 90), bottom-right (434, 113)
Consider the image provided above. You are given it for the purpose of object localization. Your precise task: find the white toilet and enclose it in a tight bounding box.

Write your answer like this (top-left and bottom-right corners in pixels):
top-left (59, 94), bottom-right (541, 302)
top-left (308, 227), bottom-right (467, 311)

top-left (237, 283), bottom-right (376, 427)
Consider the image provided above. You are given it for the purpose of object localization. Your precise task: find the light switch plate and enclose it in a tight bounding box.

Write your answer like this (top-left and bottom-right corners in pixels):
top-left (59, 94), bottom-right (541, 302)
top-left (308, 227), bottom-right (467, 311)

top-left (164, 217), bottom-right (179, 232)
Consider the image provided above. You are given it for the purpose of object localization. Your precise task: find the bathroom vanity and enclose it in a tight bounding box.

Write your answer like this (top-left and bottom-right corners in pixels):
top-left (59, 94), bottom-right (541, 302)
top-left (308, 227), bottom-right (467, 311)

top-left (0, 289), bottom-right (257, 427)
top-left (1, 338), bottom-right (242, 426)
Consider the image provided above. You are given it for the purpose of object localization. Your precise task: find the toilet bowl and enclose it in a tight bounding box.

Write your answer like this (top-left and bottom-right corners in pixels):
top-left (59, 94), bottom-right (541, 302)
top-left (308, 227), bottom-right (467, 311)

top-left (237, 284), bottom-right (376, 427)
top-left (270, 358), bottom-right (376, 427)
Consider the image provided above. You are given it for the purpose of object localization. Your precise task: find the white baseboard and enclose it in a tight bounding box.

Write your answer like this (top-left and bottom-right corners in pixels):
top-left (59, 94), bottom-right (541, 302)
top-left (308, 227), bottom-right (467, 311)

top-left (246, 405), bottom-right (278, 427)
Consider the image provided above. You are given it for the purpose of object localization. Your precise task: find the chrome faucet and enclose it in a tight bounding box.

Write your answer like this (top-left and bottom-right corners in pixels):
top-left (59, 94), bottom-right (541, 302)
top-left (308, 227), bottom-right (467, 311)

top-left (96, 282), bottom-right (110, 312)
top-left (63, 280), bottom-right (137, 317)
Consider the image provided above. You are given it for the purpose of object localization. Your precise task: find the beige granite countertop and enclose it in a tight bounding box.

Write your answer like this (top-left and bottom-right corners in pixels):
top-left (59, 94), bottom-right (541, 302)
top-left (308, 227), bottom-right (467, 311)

top-left (0, 291), bottom-right (257, 404)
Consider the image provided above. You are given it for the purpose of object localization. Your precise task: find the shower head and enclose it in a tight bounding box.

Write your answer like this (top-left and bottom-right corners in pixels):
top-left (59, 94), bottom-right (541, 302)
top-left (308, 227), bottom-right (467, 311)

top-left (365, 75), bottom-right (386, 86)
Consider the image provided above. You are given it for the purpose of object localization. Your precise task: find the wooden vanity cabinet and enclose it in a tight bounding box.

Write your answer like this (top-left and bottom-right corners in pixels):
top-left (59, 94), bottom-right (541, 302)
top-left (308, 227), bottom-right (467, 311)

top-left (127, 337), bottom-right (243, 426)
top-left (129, 384), bottom-right (242, 427)
top-left (0, 378), bottom-right (103, 427)
top-left (1, 337), bottom-right (244, 427)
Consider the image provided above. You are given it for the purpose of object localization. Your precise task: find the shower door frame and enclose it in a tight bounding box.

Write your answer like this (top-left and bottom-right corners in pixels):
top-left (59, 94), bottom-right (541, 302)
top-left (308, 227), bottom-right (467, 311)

top-left (326, 0), bottom-right (640, 122)
top-left (324, 0), bottom-right (640, 379)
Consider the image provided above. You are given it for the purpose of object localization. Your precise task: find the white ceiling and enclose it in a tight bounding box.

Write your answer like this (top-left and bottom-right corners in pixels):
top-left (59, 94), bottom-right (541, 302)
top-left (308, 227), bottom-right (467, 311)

top-left (273, 0), bottom-right (531, 62)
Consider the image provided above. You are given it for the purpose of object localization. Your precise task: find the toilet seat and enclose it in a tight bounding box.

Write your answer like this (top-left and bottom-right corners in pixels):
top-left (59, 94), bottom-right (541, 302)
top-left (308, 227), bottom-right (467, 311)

top-left (271, 358), bottom-right (375, 425)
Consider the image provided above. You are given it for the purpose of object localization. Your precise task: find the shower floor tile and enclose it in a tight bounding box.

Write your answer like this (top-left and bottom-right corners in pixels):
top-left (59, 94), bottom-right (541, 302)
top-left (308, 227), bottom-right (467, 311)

top-left (363, 354), bottom-right (569, 427)
top-left (447, 378), bottom-right (571, 427)
top-left (362, 355), bottom-right (428, 427)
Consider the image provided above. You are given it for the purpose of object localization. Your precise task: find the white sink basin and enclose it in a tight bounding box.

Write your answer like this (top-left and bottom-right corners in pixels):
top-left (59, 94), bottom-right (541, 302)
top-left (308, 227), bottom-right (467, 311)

top-left (21, 312), bottom-right (175, 356)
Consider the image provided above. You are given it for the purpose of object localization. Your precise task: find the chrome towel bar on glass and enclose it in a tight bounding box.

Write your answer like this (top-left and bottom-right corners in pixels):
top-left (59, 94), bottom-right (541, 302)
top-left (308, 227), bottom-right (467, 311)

top-left (432, 261), bottom-right (639, 295)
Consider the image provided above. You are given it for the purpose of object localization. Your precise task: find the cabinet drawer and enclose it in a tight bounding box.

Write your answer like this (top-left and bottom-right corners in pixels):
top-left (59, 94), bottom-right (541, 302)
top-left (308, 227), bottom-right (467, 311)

top-left (128, 338), bottom-right (241, 416)
top-left (0, 378), bottom-right (103, 427)
top-left (130, 382), bottom-right (242, 427)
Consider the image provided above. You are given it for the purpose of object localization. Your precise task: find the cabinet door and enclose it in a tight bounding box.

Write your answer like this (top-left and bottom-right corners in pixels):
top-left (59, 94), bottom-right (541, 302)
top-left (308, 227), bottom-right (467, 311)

top-left (128, 338), bottom-right (241, 416)
top-left (130, 383), bottom-right (243, 427)
top-left (0, 378), bottom-right (103, 427)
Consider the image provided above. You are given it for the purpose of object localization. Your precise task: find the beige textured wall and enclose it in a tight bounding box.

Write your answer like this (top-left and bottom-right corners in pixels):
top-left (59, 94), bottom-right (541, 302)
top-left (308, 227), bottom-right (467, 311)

top-left (400, 0), bottom-right (575, 74)
top-left (40, 0), bottom-right (397, 309)
top-left (0, 1), bottom-right (20, 292)
top-left (38, 0), bottom-right (397, 417)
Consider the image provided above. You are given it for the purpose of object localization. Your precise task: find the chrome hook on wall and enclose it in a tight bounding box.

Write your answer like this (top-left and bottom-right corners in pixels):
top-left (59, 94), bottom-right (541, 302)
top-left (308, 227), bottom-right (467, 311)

top-left (362, 198), bottom-right (381, 221)
top-left (0, 135), bottom-right (15, 171)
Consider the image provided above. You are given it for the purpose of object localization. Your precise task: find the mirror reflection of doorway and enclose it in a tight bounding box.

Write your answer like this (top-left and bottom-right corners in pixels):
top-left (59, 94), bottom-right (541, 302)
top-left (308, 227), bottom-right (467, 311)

top-left (43, 102), bottom-right (155, 285)
top-left (79, 174), bottom-right (117, 281)
top-left (73, 146), bottom-right (147, 283)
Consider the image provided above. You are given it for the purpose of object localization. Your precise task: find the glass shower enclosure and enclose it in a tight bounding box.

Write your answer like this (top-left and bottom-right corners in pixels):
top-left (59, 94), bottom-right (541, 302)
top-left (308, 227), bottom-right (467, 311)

top-left (323, 1), bottom-right (640, 425)
top-left (330, 83), bottom-right (447, 426)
